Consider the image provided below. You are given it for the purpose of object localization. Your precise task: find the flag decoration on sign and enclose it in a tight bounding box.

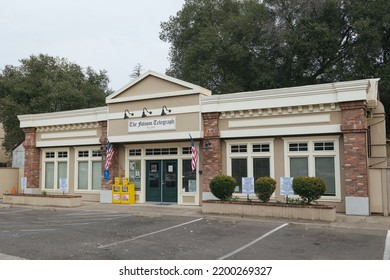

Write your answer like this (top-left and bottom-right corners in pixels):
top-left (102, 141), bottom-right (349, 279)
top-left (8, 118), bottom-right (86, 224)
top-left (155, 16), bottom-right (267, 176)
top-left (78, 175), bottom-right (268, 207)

top-left (105, 142), bottom-right (114, 170)
top-left (190, 135), bottom-right (198, 172)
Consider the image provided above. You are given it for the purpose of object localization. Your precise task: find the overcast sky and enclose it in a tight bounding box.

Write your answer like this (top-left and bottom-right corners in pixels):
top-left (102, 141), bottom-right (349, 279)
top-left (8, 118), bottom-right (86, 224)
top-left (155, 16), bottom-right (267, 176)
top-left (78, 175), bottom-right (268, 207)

top-left (0, 0), bottom-right (185, 91)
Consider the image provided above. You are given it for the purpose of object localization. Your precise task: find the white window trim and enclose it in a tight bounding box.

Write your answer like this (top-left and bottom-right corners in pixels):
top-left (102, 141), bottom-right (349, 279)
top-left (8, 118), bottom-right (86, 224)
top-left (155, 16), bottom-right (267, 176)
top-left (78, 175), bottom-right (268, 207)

top-left (283, 136), bottom-right (341, 202)
top-left (226, 139), bottom-right (275, 198)
top-left (74, 146), bottom-right (102, 193)
top-left (41, 148), bottom-right (70, 191)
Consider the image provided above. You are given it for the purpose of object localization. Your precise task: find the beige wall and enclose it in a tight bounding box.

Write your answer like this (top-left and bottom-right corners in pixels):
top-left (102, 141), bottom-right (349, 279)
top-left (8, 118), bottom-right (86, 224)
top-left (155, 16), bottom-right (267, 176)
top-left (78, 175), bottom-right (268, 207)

top-left (115, 75), bottom-right (191, 99)
top-left (0, 168), bottom-right (20, 198)
top-left (0, 123), bottom-right (10, 165)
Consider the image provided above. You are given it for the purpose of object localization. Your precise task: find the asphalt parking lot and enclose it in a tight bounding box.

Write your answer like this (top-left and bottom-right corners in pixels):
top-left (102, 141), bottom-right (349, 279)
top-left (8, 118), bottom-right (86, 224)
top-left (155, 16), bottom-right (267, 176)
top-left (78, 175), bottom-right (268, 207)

top-left (0, 203), bottom-right (389, 260)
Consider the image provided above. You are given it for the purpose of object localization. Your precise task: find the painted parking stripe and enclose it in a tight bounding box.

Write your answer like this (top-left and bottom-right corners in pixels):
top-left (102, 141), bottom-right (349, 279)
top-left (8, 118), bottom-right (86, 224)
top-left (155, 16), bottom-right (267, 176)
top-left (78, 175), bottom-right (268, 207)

top-left (0, 253), bottom-right (27, 260)
top-left (98, 217), bottom-right (203, 249)
top-left (218, 223), bottom-right (289, 260)
top-left (384, 230), bottom-right (390, 260)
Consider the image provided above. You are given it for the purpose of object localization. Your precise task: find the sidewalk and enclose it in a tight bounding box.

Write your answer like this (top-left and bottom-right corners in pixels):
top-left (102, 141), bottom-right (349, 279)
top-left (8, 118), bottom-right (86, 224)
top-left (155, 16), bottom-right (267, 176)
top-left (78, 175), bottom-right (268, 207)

top-left (76, 201), bottom-right (390, 231)
top-left (2, 199), bottom-right (390, 231)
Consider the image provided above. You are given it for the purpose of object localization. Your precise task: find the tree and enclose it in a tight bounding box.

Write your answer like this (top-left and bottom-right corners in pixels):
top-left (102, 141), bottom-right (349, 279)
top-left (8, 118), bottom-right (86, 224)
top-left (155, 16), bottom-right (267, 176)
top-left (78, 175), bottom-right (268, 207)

top-left (130, 63), bottom-right (144, 79)
top-left (160, 0), bottom-right (390, 134)
top-left (0, 54), bottom-right (112, 153)
top-left (160, 0), bottom-right (278, 94)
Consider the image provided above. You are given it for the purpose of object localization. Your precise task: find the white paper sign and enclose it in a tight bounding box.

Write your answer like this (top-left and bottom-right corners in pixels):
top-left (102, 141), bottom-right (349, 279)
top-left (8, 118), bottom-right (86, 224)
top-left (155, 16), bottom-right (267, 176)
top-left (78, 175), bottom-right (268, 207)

top-left (59, 178), bottom-right (68, 192)
top-left (280, 177), bottom-right (294, 196)
top-left (242, 177), bottom-right (254, 195)
top-left (21, 177), bottom-right (27, 190)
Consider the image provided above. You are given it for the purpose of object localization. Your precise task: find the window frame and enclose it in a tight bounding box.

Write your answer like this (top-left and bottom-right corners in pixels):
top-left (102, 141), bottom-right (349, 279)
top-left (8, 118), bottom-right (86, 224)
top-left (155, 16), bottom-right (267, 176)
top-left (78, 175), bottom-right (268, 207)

top-left (226, 139), bottom-right (274, 196)
top-left (41, 148), bottom-right (70, 191)
top-left (74, 147), bottom-right (102, 192)
top-left (283, 136), bottom-right (341, 201)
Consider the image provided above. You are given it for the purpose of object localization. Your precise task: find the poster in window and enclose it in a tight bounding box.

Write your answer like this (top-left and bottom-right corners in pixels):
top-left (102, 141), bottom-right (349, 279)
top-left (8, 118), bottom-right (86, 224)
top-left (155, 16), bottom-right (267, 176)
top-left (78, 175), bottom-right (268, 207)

top-left (188, 180), bottom-right (196, 192)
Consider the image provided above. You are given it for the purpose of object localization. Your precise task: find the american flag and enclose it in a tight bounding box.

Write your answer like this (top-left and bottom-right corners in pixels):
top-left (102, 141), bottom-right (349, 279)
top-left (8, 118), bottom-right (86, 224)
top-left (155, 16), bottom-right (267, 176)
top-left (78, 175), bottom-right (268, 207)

top-left (190, 135), bottom-right (198, 172)
top-left (105, 142), bottom-right (114, 170)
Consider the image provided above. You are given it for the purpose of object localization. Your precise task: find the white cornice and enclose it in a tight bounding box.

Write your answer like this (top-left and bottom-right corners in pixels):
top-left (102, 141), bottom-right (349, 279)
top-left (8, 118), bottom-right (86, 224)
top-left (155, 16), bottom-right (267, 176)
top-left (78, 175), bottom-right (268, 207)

top-left (202, 78), bottom-right (380, 112)
top-left (18, 107), bottom-right (107, 128)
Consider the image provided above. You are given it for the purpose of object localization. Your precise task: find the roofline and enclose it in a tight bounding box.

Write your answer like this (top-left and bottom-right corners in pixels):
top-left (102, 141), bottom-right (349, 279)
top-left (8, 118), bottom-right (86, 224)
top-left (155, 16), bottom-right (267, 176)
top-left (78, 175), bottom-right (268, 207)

top-left (201, 78), bottom-right (380, 112)
top-left (18, 106), bottom-right (107, 128)
top-left (106, 70), bottom-right (212, 103)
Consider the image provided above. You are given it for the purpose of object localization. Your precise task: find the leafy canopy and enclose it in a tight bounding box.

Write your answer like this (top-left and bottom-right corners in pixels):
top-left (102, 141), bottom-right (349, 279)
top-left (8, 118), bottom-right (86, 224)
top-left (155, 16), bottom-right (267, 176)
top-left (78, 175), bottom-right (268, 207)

top-left (160, 0), bottom-right (390, 133)
top-left (0, 54), bottom-right (112, 153)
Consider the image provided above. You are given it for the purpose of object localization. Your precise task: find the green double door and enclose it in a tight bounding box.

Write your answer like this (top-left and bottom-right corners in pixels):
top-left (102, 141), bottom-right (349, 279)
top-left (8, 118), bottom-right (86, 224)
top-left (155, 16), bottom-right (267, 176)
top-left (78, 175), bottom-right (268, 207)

top-left (146, 160), bottom-right (178, 203)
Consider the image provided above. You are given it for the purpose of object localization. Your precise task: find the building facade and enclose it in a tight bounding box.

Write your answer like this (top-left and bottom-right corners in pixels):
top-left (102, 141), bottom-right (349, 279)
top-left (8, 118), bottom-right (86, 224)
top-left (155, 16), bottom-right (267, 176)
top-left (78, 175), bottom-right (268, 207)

top-left (18, 71), bottom-right (389, 215)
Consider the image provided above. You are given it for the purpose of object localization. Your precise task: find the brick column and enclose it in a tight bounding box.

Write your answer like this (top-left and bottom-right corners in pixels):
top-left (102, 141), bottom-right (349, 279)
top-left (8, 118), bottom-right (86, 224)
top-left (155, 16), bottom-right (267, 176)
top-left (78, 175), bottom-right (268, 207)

top-left (99, 121), bottom-right (119, 190)
top-left (23, 127), bottom-right (40, 189)
top-left (202, 112), bottom-right (222, 195)
top-left (340, 101), bottom-right (369, 215)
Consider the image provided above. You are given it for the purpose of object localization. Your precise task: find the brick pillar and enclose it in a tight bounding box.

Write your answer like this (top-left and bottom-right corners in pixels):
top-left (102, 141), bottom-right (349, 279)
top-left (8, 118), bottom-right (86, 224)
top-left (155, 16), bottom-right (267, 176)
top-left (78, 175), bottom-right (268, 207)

top-left (202, 112), bottom-right (222, 195)
top-left (23, 127), bottom-right (40, 189)
top-left (99, 121), bottom-right (119, 190)
top-left (340, 101), bottom-right (369, 215)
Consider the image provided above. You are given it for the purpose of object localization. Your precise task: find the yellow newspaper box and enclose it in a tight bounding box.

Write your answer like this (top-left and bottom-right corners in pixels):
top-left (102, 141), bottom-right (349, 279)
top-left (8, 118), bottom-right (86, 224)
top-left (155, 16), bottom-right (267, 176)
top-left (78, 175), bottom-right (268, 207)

top-left (121, 183), bottom-right (135, 204)
top-left (112, 184), bottom-right (122, 204)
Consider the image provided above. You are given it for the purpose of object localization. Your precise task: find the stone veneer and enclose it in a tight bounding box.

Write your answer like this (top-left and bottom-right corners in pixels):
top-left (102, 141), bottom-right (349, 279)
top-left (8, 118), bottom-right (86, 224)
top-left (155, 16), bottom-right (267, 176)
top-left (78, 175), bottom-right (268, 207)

top-left (202, 112), bottom-right (222, 193)
top-left (340, 101), bottom-right (369, 197)
top-left (23, 127), bottom-right (40, 189)
top-left (99, 121), bottom-right (119, 190)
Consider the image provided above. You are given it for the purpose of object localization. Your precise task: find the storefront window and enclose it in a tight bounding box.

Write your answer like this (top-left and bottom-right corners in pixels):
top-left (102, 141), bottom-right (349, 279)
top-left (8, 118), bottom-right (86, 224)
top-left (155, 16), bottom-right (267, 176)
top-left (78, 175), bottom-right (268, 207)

top-left (129, 160), bottom-right (142, 191)
top-left (232, 158), bottom-right (247, 193)
top-left (285, 138), bottom-right (340, 199)
top-left (182, 159), bottom-right (196, 192)
top-left (43, 150), bottom-right (68, 190)
top-left (45, 162), bottom-right (54, 189)
top-left (228, 141), bottom-right (273, 194)
top-left (315, 157), bottom-right (335, 195)
top-left (75, 148), bottom-right (101, 191)
top-left (78, 162), bottom-right (88, 190)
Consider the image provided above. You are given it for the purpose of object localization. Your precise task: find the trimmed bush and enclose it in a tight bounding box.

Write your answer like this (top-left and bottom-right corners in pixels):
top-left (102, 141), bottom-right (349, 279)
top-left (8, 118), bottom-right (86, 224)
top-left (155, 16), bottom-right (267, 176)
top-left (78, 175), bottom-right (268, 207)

top-left (210, 175), bottom-right (237, 201)
top-left (255, 176), bottom-right (277, 202)
top-left (292, 176), bottom-right (326, 204)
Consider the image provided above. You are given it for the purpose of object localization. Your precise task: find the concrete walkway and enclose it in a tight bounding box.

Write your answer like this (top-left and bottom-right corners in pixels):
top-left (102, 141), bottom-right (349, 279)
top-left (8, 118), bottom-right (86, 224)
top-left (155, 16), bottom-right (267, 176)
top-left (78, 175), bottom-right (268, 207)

top-left (2, 200), bottom-right (390, 231)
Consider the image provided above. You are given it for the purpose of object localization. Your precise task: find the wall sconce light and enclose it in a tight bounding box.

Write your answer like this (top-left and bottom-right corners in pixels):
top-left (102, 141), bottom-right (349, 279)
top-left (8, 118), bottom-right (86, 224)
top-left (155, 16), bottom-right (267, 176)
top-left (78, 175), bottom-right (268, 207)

top-left (161, 105), bottom-right (171, 116)
top-left (123, 109), bottom-right (134, 119)
top-left (142, 107), bottom-right (152, 118)
top-left (204, 139), bottom-right (211, 150)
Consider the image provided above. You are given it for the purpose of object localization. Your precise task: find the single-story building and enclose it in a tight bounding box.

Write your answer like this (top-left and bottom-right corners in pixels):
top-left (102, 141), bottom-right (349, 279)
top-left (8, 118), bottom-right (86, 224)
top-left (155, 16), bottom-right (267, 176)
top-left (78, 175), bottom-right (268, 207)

top-left (18, 71), bottom-right (389, 215)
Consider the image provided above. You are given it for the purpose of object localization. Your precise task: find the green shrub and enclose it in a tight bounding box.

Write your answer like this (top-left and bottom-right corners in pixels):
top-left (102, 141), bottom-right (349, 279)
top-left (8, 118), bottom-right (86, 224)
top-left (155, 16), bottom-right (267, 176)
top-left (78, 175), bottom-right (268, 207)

top-left (255, 176), bottom-right (277, 202)
top-left (292, 176), bottom-right (326, 204)
top-left (210, 175), bottom-right (237, 201)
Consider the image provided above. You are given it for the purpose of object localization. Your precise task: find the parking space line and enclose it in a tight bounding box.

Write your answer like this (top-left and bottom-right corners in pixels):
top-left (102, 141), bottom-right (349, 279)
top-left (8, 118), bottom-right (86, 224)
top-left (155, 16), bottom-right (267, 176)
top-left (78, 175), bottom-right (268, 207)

top-left (218, 223), bottom-right (289, 260)
top-left (384, 230), bottom-right (390, 260)
top-left (98, 217), bottom-right (203, 249)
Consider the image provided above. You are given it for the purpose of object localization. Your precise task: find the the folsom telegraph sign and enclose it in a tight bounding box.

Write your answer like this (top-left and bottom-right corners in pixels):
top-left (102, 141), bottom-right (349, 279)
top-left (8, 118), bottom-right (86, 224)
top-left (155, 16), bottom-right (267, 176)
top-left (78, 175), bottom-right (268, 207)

top-left (128, 117), bottom-right (176, 133)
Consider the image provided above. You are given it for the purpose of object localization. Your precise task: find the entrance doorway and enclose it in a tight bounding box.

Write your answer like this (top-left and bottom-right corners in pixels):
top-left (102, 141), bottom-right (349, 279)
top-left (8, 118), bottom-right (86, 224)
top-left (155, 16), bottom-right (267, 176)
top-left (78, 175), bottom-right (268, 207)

top-left (146, 160), bottom-right (178, 203)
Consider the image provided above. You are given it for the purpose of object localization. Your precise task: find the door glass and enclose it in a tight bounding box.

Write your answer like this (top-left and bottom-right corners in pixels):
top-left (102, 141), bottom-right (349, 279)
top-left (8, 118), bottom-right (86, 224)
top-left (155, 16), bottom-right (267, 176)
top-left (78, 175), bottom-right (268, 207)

top-left (165, 163), bottom-right (177, 188)
top-left (149, 163), bottom-right (159, 188)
